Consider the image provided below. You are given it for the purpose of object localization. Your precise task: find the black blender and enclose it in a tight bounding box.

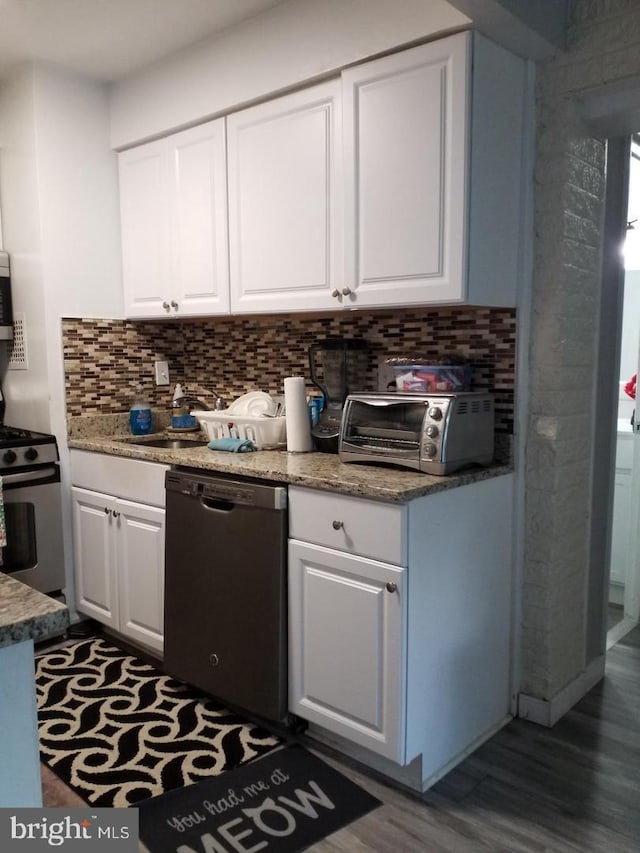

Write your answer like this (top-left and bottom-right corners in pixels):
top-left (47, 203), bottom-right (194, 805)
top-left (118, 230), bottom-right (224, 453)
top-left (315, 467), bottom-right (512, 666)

top-left (308, 338), bottom-right (368, 452)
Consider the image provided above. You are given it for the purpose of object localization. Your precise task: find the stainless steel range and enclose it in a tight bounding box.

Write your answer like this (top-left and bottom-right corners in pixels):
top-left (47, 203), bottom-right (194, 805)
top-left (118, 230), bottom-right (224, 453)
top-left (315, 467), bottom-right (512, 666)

top-left (1, 425), bottom-right (65, 596)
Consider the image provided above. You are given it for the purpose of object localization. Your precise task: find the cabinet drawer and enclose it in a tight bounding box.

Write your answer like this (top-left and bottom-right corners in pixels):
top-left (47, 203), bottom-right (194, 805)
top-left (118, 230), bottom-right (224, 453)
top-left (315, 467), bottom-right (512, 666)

top-left (289, 486), bottom-right (406, 566)
top-left (70, 450), bottom-right (168, 507)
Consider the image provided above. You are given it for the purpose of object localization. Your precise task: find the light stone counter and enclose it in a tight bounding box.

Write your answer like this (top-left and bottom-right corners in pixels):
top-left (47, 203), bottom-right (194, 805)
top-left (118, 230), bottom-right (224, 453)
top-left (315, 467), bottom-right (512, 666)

top-left (0, 573), bottom-right (69, 649)
top-left (68, 413), bottom-right (512, 503)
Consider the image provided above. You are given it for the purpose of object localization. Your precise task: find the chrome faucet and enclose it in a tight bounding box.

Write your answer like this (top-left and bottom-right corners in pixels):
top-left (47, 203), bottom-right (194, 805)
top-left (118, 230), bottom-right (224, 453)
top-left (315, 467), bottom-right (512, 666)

top-left (174, 396), bottom-right (210, 411)
top-left (175, 390), bottom-right (227, 411)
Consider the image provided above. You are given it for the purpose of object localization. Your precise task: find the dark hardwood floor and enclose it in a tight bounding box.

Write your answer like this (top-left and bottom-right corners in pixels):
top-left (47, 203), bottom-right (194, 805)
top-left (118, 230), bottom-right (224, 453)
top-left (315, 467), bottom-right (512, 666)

top-left (41, 626), bottom-right (640, 852)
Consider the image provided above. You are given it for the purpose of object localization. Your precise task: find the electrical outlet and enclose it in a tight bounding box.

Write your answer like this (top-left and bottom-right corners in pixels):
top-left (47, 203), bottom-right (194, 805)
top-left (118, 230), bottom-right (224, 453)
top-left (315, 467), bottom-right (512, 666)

top-left (154, 360), bottom-right (170, 386)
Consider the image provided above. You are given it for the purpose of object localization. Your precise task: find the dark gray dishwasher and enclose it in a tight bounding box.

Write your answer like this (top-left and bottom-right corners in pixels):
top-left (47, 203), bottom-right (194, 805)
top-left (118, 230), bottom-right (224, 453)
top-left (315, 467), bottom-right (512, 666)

top-left (163, 467), bottom-right (288, 723)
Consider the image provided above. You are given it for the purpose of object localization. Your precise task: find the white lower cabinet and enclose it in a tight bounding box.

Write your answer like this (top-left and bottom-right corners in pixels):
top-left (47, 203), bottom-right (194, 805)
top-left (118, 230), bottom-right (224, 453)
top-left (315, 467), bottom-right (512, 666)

top-left (72, 488), bottom-right (165, 655)
top-left (69, 451), bottom-right (169, 656)
top-left (288, 540), bottom-right (406, 762)
top-left (288, 476), bottom-right (515, 788)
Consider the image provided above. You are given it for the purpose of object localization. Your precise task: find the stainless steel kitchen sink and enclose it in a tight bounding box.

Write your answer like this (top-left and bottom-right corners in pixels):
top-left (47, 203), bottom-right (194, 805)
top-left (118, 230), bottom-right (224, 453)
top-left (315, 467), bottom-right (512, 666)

top-left (128, 438), bottom-right (208, 449)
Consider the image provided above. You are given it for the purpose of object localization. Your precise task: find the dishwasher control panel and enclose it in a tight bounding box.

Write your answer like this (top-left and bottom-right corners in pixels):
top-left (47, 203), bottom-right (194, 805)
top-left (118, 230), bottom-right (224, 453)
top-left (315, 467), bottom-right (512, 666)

top-left (166, 469), bottom-right (287, 509)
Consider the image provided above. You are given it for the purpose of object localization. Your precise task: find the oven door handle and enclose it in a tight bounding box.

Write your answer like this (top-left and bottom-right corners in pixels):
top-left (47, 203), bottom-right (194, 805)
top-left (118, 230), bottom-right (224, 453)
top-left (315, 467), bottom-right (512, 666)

top-left (1, 466), bottom-right (58, 486)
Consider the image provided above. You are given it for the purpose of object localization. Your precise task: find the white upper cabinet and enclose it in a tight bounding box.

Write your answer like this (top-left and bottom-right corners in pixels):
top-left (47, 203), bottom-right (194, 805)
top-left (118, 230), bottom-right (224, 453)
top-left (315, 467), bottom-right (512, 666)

top-left (119, 119), bottom-right (229, 318)
top-left (119, 141), bottom-right (169, 316)
top-left (118, 32), bottom-right (526, 317)
top-left (342, 32), bottom-right (525, 308)
top-left (343, 34), bottom-right (468, 307)
top-left (227, 80), bottom-right (343, 313)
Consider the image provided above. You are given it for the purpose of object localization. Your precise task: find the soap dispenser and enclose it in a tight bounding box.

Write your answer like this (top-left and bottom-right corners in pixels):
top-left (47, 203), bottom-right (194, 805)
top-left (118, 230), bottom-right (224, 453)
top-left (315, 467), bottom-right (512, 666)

top-left (129, 383), bottom-right (152, 435)
top-left (171, 384), bottom-right (196, 429)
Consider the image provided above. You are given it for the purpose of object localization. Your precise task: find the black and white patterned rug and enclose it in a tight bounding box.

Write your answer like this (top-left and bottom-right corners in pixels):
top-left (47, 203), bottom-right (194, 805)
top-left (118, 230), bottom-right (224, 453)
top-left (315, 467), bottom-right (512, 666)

top-left (35, 637), bottom-right (282, 808)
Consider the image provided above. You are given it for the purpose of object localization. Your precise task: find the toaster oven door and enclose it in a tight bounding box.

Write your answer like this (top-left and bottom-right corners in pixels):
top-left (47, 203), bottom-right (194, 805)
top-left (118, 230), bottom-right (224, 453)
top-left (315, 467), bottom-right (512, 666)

top-left (340, 398), bottom-right (427, 462)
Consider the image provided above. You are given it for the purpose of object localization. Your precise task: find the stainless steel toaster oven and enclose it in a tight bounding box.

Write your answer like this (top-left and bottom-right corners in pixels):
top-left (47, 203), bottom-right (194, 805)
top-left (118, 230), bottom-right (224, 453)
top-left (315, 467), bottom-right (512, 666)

top-left (338, 392), bottom-right (494, 475)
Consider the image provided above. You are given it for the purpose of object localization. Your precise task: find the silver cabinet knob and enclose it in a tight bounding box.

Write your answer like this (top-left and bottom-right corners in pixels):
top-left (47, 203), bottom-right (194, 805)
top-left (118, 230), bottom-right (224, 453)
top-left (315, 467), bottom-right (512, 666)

top-left (104, 507), bottom-right (111, 515)
top-left (386, 582), bottom-right (397, 593)
top-left (332, 519), bottom-right (344, 530)
top-left (341, 287), bottom-right (352, 296)
top-left (112, 510), bottom-right (120, 518)
top-left (162, 301), bottom-right (170, 309)
top-left (331, 289), bottom-right (341, 298)
top-left (209, 653), bottom-right (219, 667)
top-left (170, 300), bottom-right (178, 309)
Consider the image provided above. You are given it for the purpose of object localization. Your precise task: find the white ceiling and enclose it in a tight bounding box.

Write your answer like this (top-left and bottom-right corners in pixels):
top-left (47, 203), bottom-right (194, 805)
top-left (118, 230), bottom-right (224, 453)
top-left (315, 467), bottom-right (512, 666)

top-left (0, 0), bottom-right (289, 83)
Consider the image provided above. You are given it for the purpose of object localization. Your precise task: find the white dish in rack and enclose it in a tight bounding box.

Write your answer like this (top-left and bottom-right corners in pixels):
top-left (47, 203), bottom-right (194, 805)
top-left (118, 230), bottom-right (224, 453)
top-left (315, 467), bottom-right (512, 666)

top-left (226, 391), bottom-right (277, 417)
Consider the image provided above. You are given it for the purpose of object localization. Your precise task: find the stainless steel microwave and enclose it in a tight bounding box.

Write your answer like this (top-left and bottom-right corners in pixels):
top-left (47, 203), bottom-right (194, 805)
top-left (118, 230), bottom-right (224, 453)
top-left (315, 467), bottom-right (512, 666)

top-left (339, 392), bottom-right (494, 475)
top-left (0, 252), bottom-right (13, 340)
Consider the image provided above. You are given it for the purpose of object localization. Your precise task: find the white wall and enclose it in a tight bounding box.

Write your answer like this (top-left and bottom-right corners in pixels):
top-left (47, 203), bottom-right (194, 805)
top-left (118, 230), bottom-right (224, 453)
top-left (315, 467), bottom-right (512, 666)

top-left (0, 65), bottom-right (123, 431)
top-left (31, 65), bottom-right (123, 439)
top-left (0, 67), bottom-right (49, 431)
top-left (0, 63), bottom-right (123, 610)
top-left (110, 0), bottom-right (470, 148)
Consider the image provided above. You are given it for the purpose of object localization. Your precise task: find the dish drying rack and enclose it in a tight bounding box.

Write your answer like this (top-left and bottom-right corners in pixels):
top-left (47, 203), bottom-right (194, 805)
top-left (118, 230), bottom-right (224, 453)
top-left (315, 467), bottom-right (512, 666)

top-left (193, 411), bottom-right (286, 449)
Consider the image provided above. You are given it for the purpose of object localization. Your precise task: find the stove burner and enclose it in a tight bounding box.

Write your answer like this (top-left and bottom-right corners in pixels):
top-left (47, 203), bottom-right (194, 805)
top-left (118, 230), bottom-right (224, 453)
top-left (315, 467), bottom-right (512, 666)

top-left (0, 426), bottom-right (33, 441)
top-left (0, 425), bottom-right (56, 445)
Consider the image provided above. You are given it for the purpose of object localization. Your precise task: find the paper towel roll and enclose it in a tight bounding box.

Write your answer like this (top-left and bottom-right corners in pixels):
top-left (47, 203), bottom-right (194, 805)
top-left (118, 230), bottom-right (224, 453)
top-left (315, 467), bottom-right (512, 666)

top-left (284, 376), bottom-right (313, 452)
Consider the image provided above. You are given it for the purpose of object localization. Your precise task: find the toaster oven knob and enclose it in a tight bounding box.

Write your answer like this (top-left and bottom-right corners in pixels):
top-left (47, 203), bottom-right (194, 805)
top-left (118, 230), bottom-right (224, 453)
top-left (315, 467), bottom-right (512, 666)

top-left (428, 407), bottom-right (443, 421)
top-left (424, 442), bottom-right (438, 458)
top-left (25, 447), bottom-right (38, 462)
top-left (425, 425), bottom-right (439, 438)
top-left (3, 450), bottom-right (16, 464)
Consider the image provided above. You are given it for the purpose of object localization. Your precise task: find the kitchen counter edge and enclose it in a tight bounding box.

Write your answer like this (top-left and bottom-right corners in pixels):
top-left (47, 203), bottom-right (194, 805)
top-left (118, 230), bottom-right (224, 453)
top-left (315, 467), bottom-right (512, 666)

top-left (0, 573), bottom-right (69, 649)
top-left (67, 435), bottom-right (513, 503)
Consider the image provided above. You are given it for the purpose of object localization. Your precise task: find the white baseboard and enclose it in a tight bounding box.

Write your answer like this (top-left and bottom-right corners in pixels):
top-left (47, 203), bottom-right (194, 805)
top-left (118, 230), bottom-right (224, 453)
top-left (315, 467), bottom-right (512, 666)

top-left (608, 582), bottom-right (625, 606)
top-left (420, 714), bottom-right (512, 791)
top-left (303, 715), bottom-right (513, 793)
top-left (517, 655), bottom-right (605, 727)
top-left (607, 616), bottom-right (639, 650)
top-left (302, 724), bottom-right (424, 791)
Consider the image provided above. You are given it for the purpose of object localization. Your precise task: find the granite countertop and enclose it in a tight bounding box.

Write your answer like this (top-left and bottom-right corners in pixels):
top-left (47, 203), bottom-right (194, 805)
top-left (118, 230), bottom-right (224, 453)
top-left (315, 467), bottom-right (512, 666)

top-left (68, 414), bottom-right (513, 503)
top-left (0, 573), bottom-right (69, 649)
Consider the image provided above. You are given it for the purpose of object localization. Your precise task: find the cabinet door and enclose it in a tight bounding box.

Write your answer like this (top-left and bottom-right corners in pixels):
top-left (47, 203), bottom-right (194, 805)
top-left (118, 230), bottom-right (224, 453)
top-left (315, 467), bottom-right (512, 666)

top-left (71, 487), bottom-right (118, 629)
top-left (343, 33), bottom-right (469, 307)
top-left (228, 80), bottom-right (343, 313)
top-left (115, 499), bottom-right (165, 655)
top-left (288, 540), bottom-right (406, 762)
top-left (168, 120), bottom-right (230, 316)
top-left (119, 140), bottom-right (172, 318)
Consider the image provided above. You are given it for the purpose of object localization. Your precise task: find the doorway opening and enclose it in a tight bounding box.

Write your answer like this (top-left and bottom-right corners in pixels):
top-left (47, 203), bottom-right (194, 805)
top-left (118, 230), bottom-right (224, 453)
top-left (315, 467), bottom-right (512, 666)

top-left (607, 132), bottom-right (640, 648)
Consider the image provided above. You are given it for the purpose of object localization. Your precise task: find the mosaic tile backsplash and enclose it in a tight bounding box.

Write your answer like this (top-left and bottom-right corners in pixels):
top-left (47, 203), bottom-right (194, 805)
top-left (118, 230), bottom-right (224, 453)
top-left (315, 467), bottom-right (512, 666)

top-left (62, 306), bottom-right (516, 432)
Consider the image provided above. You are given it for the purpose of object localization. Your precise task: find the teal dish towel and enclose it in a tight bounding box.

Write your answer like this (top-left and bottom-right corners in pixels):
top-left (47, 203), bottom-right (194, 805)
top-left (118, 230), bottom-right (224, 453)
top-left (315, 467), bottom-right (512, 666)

top-left (207, 438), bottom-right (257, 453)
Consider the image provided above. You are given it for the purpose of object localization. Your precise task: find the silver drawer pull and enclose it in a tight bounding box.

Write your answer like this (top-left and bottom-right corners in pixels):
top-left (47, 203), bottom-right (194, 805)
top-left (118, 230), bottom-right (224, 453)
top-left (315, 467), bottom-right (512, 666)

top-left (209, 653), bottom-right (219, 667)
top-left (332, 520), bottom-right (344, 530)
top-left (386, 582), bottom-right (397, 594)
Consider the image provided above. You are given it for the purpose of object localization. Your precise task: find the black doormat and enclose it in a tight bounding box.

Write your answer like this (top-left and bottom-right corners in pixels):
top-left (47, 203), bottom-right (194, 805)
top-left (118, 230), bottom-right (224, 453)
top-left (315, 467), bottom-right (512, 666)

top-left (137, 744), bottom-right (381, 853)
top-left (35, 637), bottom-right (281, 807)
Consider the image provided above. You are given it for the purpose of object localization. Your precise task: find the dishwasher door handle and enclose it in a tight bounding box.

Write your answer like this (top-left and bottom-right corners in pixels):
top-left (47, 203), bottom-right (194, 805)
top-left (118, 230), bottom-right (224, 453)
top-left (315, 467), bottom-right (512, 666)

top-left (200, 496), bottom-right (235, 513)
